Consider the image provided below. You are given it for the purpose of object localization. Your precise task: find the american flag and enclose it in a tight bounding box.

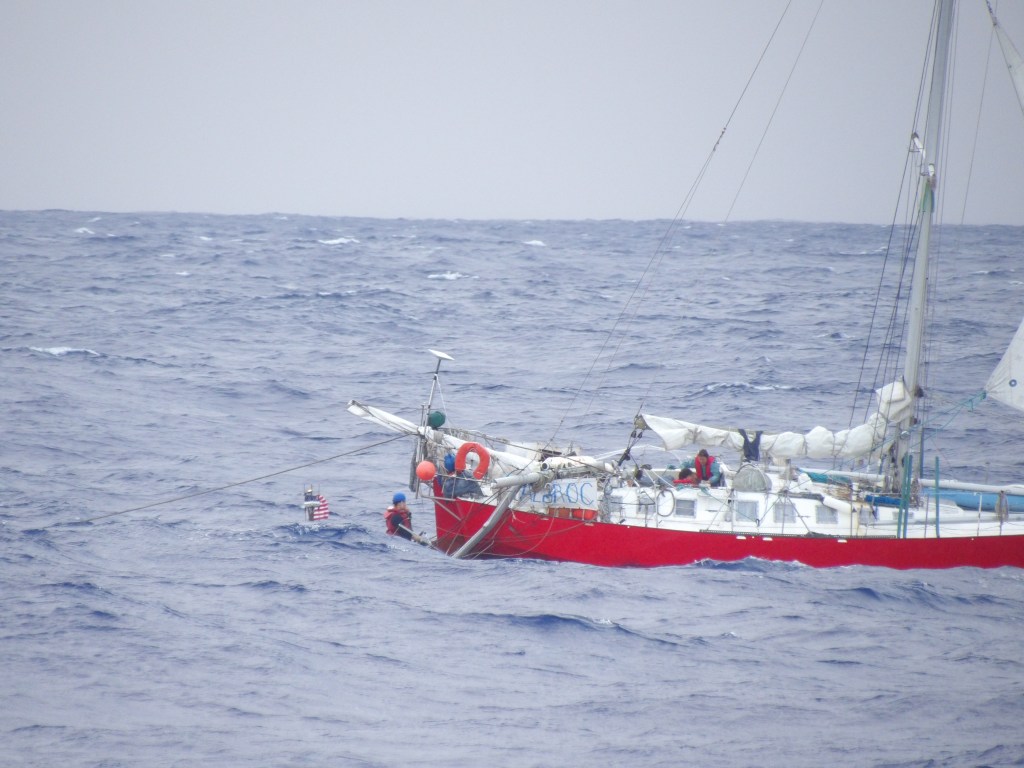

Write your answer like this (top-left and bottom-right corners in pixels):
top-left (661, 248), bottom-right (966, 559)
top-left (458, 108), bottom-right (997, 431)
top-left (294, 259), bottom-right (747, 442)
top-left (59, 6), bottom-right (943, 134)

top-left (311, 494), bottom-right (330, 521)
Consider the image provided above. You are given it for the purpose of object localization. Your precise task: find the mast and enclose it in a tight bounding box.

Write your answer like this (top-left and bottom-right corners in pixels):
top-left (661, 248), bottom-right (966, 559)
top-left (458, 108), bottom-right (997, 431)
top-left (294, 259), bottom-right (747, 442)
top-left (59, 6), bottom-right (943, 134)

top-left (893, 0), bottom-right (955, 491)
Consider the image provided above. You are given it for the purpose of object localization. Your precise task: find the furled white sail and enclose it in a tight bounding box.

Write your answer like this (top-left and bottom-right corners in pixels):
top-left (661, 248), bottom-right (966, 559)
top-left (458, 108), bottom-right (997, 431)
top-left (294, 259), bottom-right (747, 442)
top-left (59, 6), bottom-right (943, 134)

top-left (641, 381), bottom-right (913, 462)
top-left (988, 1), bottom-right (1024, 118)
top-left (640, 413), bottom-right (888, 461)
top-left (347, 401), bottom-right (420, 436)
top-left (985, 318), bottom-right (1024, 413)
top-left (347, 399), bottom-right (541, 476)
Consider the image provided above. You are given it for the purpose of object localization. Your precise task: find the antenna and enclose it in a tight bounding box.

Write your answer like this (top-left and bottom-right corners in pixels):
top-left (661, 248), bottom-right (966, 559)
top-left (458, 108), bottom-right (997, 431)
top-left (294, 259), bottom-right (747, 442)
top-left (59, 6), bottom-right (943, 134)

top-left (425, 349), bottom-right (453, 415)
top-left (429, 348), bottom-right (454, 373)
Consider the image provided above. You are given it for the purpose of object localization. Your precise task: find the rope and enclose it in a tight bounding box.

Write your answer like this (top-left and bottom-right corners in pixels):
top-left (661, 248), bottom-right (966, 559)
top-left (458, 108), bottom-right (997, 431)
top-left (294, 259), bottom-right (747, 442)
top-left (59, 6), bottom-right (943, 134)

top-left (46, 433), bottom-right (408, 528)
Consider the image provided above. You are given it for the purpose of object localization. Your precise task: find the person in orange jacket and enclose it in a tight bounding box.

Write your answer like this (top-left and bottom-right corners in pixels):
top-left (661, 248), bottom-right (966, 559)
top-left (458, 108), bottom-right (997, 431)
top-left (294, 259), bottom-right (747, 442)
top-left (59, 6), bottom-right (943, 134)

top-left (384, 492), bottom-right (427, 544)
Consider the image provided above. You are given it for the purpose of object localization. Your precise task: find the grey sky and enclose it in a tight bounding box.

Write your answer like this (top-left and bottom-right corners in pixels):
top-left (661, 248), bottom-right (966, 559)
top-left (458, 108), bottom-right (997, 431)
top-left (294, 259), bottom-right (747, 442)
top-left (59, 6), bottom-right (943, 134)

top-left (2, 1), bottom-right (1022, 224)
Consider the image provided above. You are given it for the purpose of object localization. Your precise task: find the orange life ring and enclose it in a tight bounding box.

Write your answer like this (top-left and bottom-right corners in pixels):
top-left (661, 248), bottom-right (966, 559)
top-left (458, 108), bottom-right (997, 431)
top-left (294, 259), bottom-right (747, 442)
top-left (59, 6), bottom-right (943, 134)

top-left (455, 441), bottom-right (490, 479)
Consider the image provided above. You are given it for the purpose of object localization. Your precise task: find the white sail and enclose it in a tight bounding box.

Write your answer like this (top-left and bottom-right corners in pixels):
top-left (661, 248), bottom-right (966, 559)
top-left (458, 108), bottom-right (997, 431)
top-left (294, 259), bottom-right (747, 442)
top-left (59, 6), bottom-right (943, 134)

top-left (641, 381), bottom-right (913, 462)
top-left (985, 318), bottom-right (1024, 413)
top-left (988, 1), bottom-right (1024, 118)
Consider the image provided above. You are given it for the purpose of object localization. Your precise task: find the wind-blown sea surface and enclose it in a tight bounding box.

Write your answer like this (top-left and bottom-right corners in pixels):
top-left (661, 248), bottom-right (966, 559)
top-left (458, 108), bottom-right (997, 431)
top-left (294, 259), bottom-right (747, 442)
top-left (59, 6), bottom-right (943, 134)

top-left (2, 210), bottom-right (1023, 767)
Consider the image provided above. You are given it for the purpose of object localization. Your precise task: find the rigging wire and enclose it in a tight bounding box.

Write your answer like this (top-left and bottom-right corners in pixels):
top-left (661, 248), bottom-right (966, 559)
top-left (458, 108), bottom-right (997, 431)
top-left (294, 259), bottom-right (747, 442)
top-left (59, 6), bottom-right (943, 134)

top-left (724, 0), bottom-right (825, 222)
top-left (852, 2), bottom-right (1002, 481)
top-left (959, 2), bottom-right (995, 224)
top-left (846, 1), bottom-right (944, 471)
top-left (547, 0), bottom-right (799, 444)
top-left (43, 433), bottom-right (409, 529)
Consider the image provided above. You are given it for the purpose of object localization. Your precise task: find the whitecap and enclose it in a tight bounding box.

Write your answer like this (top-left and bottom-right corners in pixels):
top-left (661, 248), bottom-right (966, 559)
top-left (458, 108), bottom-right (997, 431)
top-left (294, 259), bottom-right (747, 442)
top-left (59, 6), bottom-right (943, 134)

top-left (31, 346), bottom-right (100, 357)
top-left (318, 237), bottom-right (359, 245)
top-left (427, 271), bottom-right (471, 280)
top-left (74, 227), bottom-right (94, 235)
top-left (705, 381), bottom-right (792, 393)
top-left (523, 239), bottom-right (546, 247)
top-left (176, 271), bottom-right (190, 277)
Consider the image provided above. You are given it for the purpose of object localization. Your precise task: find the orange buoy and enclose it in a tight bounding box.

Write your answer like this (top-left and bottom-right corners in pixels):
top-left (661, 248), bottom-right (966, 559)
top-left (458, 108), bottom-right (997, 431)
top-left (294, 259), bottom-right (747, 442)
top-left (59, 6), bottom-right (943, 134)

top-left (415, 460), bottom-right (437, 482)
top-left (455, 441), bottom-right (491, 479)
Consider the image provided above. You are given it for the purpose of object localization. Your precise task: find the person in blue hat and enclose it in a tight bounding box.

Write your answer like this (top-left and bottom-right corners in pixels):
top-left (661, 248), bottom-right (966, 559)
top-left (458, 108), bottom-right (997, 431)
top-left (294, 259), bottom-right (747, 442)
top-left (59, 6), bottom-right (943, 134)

top-left (440, 453), bottom-right (482, 499)
top-left (383, 492), bottom-right (426, 544)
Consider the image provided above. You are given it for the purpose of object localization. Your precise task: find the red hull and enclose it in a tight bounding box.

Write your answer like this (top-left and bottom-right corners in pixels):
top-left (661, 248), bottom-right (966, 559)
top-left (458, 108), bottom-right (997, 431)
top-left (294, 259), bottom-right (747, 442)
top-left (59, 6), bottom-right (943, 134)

top-left (433, 497), bottom-right (1024, 570)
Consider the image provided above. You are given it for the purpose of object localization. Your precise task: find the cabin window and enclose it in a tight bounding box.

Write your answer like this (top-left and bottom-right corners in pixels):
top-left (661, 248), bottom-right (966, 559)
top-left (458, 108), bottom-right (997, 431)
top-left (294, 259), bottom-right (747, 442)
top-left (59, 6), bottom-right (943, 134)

top-left (772, 500), bottom-right (797, 523)
top-left (734, 500), bottom-right (759, 523)
top-left (815, 504), bottom-right (838, 524)
top-left (674, 499), bottom-right (696, 518)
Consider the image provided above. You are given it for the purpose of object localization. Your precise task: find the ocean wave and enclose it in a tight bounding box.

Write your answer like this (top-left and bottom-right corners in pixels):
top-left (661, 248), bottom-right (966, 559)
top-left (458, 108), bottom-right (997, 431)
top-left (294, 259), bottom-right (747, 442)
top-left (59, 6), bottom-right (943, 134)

top-left (240, 579), bottom-right (309, 593)
top-left (29, 346), bottom-right (101, 357)
top-left (819, 580), bottom-right (1001, 610)
top-left (450, 610), bottom-right (708, 651)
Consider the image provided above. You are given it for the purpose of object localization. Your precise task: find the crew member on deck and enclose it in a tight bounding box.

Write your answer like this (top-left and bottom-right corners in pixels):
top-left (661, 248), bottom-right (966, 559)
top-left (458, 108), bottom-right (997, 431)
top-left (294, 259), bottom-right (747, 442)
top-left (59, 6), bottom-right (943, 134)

top-left (384, 492), bottom-right (424, 543)
top-left (631, 465), bottom-right (655, 487)
top-left (687, 449), bottom-right (723, 487)
top-left (440, 453), bottom-right (482, 498)
top-left (674, 467), bottom-right (699, 486)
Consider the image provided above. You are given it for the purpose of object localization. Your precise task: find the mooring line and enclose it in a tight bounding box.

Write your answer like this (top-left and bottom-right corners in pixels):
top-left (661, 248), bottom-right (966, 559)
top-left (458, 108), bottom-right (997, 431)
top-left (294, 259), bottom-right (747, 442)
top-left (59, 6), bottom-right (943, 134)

top-left (49, 433), bottom-right (408, 528)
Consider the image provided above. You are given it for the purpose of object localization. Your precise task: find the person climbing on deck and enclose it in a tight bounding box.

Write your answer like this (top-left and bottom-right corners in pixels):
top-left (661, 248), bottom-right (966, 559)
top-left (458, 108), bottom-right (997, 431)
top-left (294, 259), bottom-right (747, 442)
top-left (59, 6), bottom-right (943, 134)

top-left (384, 492), bottom-right (427, 544)
top-left (674, 467), bottom-right (699, 486)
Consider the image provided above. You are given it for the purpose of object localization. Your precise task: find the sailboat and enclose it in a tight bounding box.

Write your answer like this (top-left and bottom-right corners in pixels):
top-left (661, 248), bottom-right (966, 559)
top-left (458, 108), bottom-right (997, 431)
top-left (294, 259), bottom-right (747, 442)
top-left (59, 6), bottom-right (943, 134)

top-left (349, 0), bottom-right (1024, 569)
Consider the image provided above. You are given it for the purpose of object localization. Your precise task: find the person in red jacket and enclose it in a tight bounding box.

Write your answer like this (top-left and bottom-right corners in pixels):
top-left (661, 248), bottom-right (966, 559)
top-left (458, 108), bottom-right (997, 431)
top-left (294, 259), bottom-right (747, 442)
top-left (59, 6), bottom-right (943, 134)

top-left (686, 449), bottom-right (723, 487)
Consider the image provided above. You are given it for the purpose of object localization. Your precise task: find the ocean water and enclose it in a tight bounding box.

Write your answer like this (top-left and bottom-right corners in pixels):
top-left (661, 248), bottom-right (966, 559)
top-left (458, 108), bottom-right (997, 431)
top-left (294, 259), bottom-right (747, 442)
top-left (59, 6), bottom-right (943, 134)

top-left (2, 210), bottom-right (1023, 767)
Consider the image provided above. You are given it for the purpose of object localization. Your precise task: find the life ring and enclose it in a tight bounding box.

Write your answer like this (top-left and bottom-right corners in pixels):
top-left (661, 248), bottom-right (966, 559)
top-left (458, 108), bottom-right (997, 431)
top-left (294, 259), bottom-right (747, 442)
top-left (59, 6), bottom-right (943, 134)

top-left (455, 441), bottom-right (490, 479)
